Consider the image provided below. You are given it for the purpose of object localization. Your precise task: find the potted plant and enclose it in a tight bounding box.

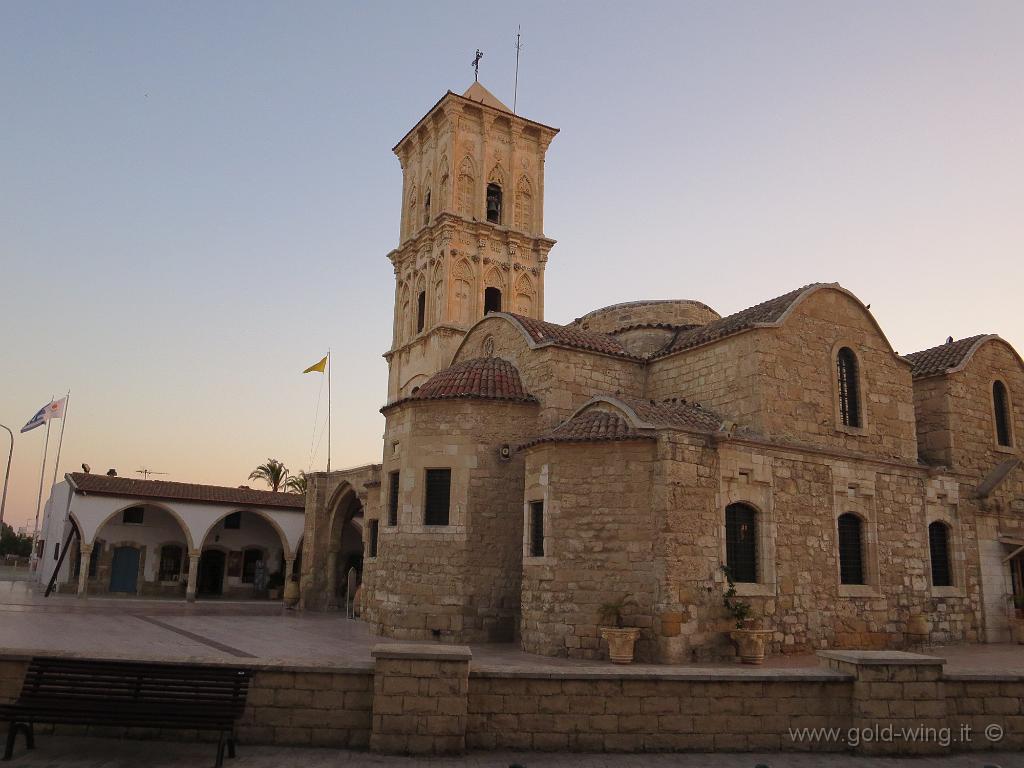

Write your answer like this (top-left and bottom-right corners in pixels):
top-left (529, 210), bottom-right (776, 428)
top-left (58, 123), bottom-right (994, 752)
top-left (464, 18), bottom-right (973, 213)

top-left (598, 595), bottom-right (641, 664)
top-left (722, 566), bottom-right (772, 664)
top-left (266, 571), bottom-right (284, 601)
top-left (1009, 595), bottom-right (1024, 644)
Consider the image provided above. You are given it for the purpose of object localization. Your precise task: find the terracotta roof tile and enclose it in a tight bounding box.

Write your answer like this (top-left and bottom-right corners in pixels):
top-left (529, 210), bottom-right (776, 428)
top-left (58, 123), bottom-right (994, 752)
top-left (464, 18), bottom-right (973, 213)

top-left (653, 283), bottom-right (829, 358)
top-left (383, 357), bottom-right (537, 411)
top-left (904, 335), bottom-right (991, 378)
top-left (67, 473), bottom-right (305, 509)
top-left (520, 410), bottom-right (653, 450)
top-left (616, 396), bottom-right (724, 432)
top-left (504, 313), bottom-right (639, 359)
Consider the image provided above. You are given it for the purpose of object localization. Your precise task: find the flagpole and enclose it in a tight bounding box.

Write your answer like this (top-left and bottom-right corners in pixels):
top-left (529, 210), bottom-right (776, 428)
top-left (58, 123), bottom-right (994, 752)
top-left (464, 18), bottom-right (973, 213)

top-left (32, 412), bottom-right (53, 552)
top-left (327, 349), bottom-right (332, 473)
top-left (0, 424), bottom-right (12, 535)
top-left (50, 392), bottom-right (70, 492)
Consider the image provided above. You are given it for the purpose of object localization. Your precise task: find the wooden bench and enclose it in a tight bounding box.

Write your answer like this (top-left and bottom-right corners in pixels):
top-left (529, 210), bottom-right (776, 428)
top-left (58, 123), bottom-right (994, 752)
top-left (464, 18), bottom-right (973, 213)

top-left (1, 657), bottom-right (252, 767)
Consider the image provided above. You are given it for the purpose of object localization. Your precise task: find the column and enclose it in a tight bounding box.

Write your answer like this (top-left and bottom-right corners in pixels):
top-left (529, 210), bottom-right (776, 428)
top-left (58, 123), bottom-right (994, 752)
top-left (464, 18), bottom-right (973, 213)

top-left (76, 544), bottom-right (93, 598)
top-left (185, 550), bottom-right (200, 603)
top-left (818, 650), bottom-right (947, 756)
top-left (370, 644), bottom-right (471, 754)
top-left (284, 557), bottom-right (295, 584)
top-left (326, 550), bottom-right (338, 609)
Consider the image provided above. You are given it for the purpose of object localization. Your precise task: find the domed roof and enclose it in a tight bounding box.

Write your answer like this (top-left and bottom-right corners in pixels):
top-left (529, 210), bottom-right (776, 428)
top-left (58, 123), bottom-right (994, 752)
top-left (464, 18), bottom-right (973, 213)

top-left (572, 300), bottom-right (720, 335)
top-left (384, 357), bottom-right (536, 411)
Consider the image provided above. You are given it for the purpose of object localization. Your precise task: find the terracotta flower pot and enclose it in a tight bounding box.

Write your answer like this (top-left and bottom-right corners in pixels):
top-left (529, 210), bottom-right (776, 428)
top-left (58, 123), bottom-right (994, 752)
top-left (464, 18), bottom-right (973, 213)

top-left (599, 627), bottom-right (641, 664)
top-left (730, 628), bottom-right (773, 664)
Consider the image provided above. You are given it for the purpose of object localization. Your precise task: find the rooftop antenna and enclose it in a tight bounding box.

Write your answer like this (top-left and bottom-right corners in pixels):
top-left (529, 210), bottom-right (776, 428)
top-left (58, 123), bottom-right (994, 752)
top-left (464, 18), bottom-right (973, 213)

top-left (136, 467), bottom-right (168, 480)
top-left (513, 26), bottom-right (523, 114)
top-left (472, 49), bottom-right (483, 82)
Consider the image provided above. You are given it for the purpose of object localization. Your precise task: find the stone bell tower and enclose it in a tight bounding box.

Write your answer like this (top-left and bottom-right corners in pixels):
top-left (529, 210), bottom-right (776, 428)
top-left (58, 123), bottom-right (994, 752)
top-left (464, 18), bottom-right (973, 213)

top-left (384, 82), bottom-right (559, 402)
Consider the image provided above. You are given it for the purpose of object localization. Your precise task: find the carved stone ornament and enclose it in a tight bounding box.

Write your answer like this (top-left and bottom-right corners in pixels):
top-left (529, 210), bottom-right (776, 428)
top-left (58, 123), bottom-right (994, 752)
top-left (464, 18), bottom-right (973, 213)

top-left (507, 243), bottom-right (518, 257)
top-left (471, 255), bottom-right (480, 263)
top-left (482, 336), bottom-right (496, 358)
top-left (500, 262), bottom-right (511, 272)
top-left (478, 237), bottom-right (487, 249)
top-left (513, 263), bottom-right (522, 271)
top-left (482, 257), bottom-right (491, 265)
top-left (530, 267), bottom-right (539, 276)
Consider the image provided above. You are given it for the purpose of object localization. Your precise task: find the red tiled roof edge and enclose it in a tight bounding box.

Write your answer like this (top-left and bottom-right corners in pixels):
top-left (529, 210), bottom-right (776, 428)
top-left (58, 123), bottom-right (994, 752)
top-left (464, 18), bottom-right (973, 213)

top-left (381, 357), bottom-right (539, 413)
top-left (903, 335), bottom-right (998, 379)
top-left (518, 410), bottom-right (656, 451)
top-left (66, 473), bottom-right (306, 509)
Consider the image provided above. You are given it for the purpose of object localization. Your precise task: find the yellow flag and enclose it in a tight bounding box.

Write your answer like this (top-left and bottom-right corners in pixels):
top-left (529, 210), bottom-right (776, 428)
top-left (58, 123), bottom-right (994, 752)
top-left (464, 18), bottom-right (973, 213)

top-left (303, 355), bottom-right (328, 374)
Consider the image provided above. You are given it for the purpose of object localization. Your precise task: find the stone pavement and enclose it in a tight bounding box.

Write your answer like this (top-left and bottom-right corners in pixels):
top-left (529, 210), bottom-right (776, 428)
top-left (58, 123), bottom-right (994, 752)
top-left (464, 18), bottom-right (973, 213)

top-left (3, 737), bottom-right (1023, 767)
top-left (1, 580), bottom-right (1023, 678)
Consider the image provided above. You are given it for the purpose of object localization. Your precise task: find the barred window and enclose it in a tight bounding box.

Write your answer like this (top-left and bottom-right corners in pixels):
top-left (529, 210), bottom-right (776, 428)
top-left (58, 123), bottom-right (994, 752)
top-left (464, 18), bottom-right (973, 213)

top-left (122, 506), bottom-right (144, 525)
top-left (837, 347), bottom-right (862, 428)
top-left (929, 521), bottom-right (952, 587)
top-left (725, 503), bottom-right (758, 583)
top-left (424, 469), bottom-right (451, 526)
top-left (838, 513), bottom-right (865, 585)
top-left (159, 545), bottom-right (182, 581)
top-left (994, 381), bottom-right (1013, 447)
top-left (388, 471), bottom-right (400, 526)
top-left (530, 501), bottom-right (545, 557)
top-left (368, 520), bottom-right (379, 558)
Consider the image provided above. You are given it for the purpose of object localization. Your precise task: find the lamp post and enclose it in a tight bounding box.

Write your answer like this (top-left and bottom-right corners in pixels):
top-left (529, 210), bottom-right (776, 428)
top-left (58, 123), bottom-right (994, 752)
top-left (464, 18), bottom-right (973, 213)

top-left (0, 424), bottom-right (12, 535)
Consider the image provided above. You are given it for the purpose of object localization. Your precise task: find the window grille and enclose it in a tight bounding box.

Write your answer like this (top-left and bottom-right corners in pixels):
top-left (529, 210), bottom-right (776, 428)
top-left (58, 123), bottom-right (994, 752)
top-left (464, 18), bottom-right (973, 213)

top-left (725, 503), bottom-right (758, 583)
top-left (838, 513), bottom-right (865, 585)
top-left (929, 521), bottom-right (952, 587)
top-left (837, 347), bottom-right (862, 427)
top-left (424, 469), bottom-right (451, 526)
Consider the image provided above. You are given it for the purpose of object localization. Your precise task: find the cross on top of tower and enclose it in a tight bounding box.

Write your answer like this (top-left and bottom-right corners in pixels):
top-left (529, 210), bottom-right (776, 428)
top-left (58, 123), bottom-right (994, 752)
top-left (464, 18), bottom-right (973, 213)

top-left (472, 49), bottom-right (483, 82)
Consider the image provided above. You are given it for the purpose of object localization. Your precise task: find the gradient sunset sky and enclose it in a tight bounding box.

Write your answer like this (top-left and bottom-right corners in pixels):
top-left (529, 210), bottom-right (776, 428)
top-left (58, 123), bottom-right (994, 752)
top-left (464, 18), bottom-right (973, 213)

top-left (2, 1), bottom-right (1022, 530)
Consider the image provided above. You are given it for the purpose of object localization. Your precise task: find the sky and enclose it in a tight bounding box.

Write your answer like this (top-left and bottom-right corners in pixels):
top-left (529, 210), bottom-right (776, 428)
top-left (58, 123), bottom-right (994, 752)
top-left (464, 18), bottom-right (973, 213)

top-left (2, 1), bottom-right (1022, 531)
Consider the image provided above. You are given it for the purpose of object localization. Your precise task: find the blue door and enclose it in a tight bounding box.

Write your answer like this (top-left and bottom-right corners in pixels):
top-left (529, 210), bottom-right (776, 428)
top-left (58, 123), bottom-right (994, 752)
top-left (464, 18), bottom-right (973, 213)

top-left (109, 547), bottom-right (140, 593)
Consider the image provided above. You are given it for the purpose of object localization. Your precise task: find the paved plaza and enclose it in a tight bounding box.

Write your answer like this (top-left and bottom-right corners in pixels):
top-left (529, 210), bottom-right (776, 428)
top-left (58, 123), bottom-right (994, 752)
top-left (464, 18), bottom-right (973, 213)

top-left (1, 736), bottom-right (1022, 768)
top-left (1, 580), bottom-right (1022, 677)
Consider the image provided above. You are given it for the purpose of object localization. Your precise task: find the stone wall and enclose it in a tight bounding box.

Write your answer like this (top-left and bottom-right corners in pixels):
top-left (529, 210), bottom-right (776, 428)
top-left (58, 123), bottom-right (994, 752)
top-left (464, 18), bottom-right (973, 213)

top-left (301, 464), bottom-right (381, 612)
top-left (1, 650), bottom-right (1022, 755)
top-left (521, 441), bottom-right (660, 660)
top-left (363, 399), bottom-right (538, 642)
top-left (467, 672), bottom-right (852, 752)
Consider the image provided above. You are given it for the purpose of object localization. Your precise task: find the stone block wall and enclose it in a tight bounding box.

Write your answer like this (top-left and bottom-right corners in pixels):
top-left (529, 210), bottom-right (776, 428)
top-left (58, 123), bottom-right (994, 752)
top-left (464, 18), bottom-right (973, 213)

top-left (945, 676), bottom-right (1024, 751)
top-left (370, 645), bottom-right (470, 754)
top-left (467, 672), bottom-right (852, 752)
top-left (521, 441), bottom-right (660, 660)
top-left (364, 399), bottom-right (537, 642)
top-left (237, 667), bottom-right (373, 747)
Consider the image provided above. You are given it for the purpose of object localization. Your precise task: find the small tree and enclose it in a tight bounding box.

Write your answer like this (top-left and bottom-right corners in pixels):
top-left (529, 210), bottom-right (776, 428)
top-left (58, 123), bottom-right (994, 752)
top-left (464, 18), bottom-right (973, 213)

top-left (721, 565), bottom-right (752, 629)
top-left (248, 459), bottom-right (289, 492)
top-left (0, 523), bottom-right (32, 558)
top-left (599, 594), bottom-right (636, 628)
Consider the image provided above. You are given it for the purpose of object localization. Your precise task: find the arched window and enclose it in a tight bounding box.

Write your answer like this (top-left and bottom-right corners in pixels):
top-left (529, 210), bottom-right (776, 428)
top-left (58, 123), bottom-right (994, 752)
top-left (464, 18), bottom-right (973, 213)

top-left (416, 291), bottom-right (426, 333)
top-left (486, 183), bottom-right (503, 223)
top-left (484, 287), bottom-right (502, 315)
top-left (836, 347), bottom-right (862, 428)
top-left (242, 548), bottom-right (263, 584)
top-left (725, 503), bottom-right (758, 583)
top-left (994, 380), bottom-right (1013, 447)
top-left (158, 544), bottom-right (182, 581)
top-left (837, 513), bottom-right (864, 585)
top-left (928, 521), bottom-right (952, 587)
top-left (423, 190), bottom-right (431, 225)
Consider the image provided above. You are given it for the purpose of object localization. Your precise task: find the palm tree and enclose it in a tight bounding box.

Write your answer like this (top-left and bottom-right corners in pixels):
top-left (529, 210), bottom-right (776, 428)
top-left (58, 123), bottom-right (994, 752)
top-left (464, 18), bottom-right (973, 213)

top-left (285, 471), bottom-right (308, 495)
top-left (248, 459), bottom-right (289, 492)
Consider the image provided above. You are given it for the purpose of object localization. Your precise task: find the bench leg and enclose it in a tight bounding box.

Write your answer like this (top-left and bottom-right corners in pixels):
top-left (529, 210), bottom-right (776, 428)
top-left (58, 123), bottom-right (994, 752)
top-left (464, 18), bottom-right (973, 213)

top-left (214, 731), bottom-right (226, 768)
top-left (3, 722), bottom-right (31, 761)
top-left (227, 730), bottom-right (236, 759)
top-left (3, 722), bottom-right (15, 761)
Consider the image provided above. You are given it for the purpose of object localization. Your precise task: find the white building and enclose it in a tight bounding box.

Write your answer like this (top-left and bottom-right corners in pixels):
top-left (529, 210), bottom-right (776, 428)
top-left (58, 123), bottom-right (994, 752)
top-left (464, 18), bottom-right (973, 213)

top-left (38, 473), bottom-right (306, 601)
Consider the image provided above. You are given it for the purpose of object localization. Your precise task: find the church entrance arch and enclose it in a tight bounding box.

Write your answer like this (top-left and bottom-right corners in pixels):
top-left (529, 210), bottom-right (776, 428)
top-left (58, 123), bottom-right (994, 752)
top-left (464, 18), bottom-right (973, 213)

top-left (327, 486), bottom-right (364, 611)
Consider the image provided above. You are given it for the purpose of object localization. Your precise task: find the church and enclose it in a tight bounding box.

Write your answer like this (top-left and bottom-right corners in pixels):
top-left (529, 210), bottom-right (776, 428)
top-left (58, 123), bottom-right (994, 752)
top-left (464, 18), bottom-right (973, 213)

top-left (299, 81), bottom-right (1024, 663)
